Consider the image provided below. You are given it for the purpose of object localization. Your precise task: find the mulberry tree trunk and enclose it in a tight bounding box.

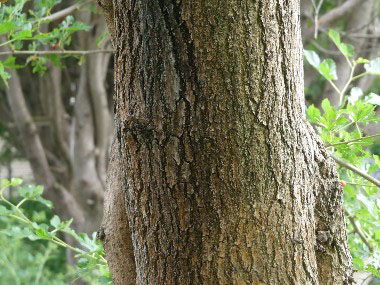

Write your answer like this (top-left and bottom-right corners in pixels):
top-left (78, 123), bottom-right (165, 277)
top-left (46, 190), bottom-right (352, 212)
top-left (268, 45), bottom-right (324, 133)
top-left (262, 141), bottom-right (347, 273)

top-left (99, 0), bottom-right (352, 284)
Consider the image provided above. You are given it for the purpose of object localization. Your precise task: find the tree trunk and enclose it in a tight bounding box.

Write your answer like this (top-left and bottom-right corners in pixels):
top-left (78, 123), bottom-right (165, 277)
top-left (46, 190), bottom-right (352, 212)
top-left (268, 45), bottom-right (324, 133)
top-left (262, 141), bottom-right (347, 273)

top-left (101, 0), bottom-right (352, 283)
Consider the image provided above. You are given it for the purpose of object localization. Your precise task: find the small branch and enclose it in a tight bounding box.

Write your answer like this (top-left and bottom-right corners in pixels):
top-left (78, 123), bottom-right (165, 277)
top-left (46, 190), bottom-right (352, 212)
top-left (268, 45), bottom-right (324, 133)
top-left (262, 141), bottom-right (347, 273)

top-left (311, 40), bottom-right (341, 56)
top-left (327, 79), bottom-right (341, 95)
top-left (318, 0), bottom-right (366, 27)
top-left (0, 1), bottom-right (94, 37)
top-left (344, 209), bottom-right (374, 252)
top-left (339, 63), bottom-right (356, 105)
top-left (309, 0), bottom-right (324, 38)
top-left (327, 133), bottom-right (380, 147)
top-left (0, 49), bottom-right (113, 56)
top-left (345, 182), bottom-right (375, 187)
top-left (37, 0), bottom-right (94, 23)
top-left (331, 154), bottom-right (380, 188)
top-left (351, 72), bottom-right (368, 81)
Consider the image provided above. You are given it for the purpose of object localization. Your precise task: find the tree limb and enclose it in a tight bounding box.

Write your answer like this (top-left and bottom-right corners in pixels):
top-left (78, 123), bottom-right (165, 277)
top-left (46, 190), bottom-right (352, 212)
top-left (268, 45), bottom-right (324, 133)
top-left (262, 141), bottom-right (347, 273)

top-left (331, 154), bottom-right (380, 187)
top-left (327, 133), bottom-right (380, 147)
top-left (318, 0), bottom-right (368, 27)
top-left (39, 0), bottom-right (94, 23)
top-left (0, 49), bottom-right (113, 56)
top-left (344, 209), bottom-right (374, 252)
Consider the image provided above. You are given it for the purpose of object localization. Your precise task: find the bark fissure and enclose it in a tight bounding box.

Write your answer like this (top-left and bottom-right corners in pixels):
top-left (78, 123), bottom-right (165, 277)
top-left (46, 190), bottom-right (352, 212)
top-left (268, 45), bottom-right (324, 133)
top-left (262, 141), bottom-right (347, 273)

top-left (105, 0), bottom-right (353, 284)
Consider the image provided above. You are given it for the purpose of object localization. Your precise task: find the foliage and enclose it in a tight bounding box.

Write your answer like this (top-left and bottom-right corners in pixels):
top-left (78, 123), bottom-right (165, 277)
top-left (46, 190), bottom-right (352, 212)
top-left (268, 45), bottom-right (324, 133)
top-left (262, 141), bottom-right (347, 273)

top-left (0, 0), bottom-right (93, 86)
top-left (0, 178), bottom-right (112, 284)
top-left (0, 227), bottom-right (67, 285)
top-left (305, 29), bottom-right (380, 277)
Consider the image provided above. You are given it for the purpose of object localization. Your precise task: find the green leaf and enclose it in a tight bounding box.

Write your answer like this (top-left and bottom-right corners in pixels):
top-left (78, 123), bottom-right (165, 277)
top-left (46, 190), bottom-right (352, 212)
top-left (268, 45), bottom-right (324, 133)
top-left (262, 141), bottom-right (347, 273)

top-left (98, 276), bottom-right (113, 284)
top-left (46, 54), bottom-right (63, 68)
top-left (61, 218), bottom-right (73, 231)
top-left (354, 102), bottom-right (375, 123)
top-left (2, 56), bottom-right (23, 70)
top-left (306, 104), bottom-right (321, 123)
top-left (335, 115), bottom-right (347, 126)
top-left (77, 257), bottom-right (89, 268)
top-left (340, 44), bottom-right (355, 58)
top-left (365, 93), bottom-right (380, 105)
top-left (321, 98), bottom-right (336, 122)
top-left (13, 30), bottom-right (33, 40)
top-left (35, 196), bottom-right (53, 209)
top-left (33, 33), bottom-right (54, 40)
top-left (319, 58), bottom-right (337, 80)
top-left (356, 57), bottom-right (369, 64)
top-left (0, 61), bottom-right (11, 88)
top-left (0, 205), bottom-right (10, 215)
top-left (0, 21), bottom-right (15, 34)
top-left (96, 31), bottom-right (109, 47)
top-left (328, 29), bottom-right (341, 47)
top-left (357, 193), bottom-right (376, 217)
top-left (7, 227), bottom-right (35, 239)
top-left (304, 49), bottom-right (320, 69)
top-left (348, 87), bottom-right (363, 104)
top-left (27, 232), bottom-right (41, 241)
top-left (328, 29), bottom-right (355, 58)
top-left (321, 98), bottom-right (331, 112)
top-left (10, 178), bottom-right (23, 186)
top-left (1, 178), bottom-right (10, 189)
top-left (32, 222), bottom-right (52, 239)
top-left (50, 215), bottom-right (61, 229)
top-left (18, 185), bottom-right (44, 199)
top-left (364, 58), bottom-right (380, 75)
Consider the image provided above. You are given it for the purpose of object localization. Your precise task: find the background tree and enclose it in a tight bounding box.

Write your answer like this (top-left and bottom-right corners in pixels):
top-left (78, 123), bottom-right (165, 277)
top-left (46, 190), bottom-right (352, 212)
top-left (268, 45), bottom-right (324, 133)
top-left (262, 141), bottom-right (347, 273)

top-left (0, 0), bottom-right (114, 234)
top-left (98, 0), bottom-right (352, 283)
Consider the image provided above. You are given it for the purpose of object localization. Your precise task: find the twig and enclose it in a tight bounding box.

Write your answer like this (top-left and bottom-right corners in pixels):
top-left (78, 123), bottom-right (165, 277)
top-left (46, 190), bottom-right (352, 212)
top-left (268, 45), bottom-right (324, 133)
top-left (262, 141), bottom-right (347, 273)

top-left (318, 0), bottom-right (366, 27)
top-left (327, 133), bottom-right (380, 147)
top-left (0, 49), bottom-right (113, 56)
top-left (331, 154), bottom-right (380, 188)
top-left (345, 182), bottom-right (375, 187)
top-left (339, 62), bottom-right (356, 105)
top-left (309, 0), bottom-right (324, 39)
top-left (36, 0), bottom-right (94, 23)
top-left (344, 209), bottom-right (374, 252)
top-left (311, 40), bottom-right (341, 56)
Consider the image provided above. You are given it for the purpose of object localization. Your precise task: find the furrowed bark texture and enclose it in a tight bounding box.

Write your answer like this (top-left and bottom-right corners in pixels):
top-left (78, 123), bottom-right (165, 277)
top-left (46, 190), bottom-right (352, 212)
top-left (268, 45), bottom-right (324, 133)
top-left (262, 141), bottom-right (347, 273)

top-left (100, 135), bottom-right (136, 284)
top-left (109, 0), bottom-right (352, 283)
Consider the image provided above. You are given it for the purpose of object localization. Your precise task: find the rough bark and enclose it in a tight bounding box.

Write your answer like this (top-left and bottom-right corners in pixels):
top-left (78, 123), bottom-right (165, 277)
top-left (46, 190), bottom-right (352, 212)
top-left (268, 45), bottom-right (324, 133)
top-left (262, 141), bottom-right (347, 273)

top-left (103, 0), bottom-right (352, 284)
top-left (99, 134), bottom-right (136, 285)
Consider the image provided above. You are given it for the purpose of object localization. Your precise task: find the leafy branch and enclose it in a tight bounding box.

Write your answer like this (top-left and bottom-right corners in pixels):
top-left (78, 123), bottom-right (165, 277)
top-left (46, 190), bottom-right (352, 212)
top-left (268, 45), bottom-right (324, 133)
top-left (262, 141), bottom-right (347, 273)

top-left (0, 49), bottom-right (113, 55)
top-left (305, 29), bottom-right (380, 277)
top-left (332, 155), bottom-right (380, 188)
top-left (0, 178), bottom-right (112, 284)
top-left (327, 133), bottom-right (380, 147)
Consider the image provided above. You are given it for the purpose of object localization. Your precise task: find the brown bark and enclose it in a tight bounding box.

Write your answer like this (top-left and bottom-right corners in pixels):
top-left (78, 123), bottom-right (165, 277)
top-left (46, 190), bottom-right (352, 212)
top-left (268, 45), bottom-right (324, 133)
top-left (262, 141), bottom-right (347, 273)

top-left (102, 0), bottom-right (352, 283)
top-left (99, 134), bottom-right (136, 285)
